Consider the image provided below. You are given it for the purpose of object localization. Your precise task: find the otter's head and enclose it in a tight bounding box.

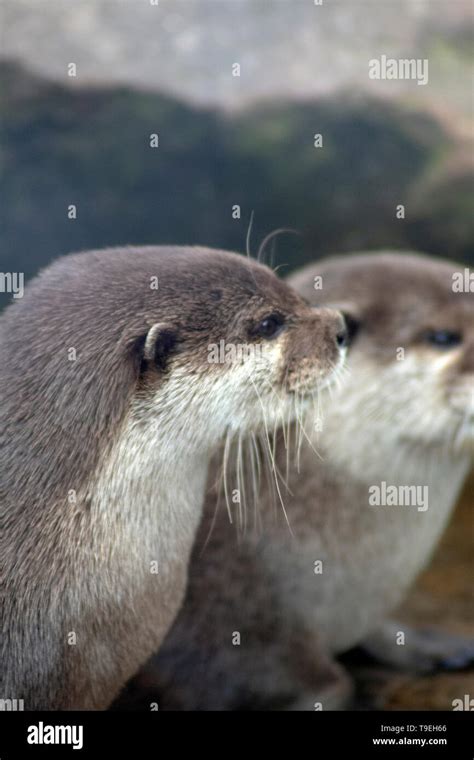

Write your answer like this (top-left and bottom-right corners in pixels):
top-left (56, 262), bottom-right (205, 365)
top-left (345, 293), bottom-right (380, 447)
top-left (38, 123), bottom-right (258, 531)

top-left (1, 245), bottom-right (346, 507)
top-left (129, 246), bottom-right (346, 451)
top-left (290, 252), bottom-right (474, 470)
top-left (0, 245), bottom-right (347, 698)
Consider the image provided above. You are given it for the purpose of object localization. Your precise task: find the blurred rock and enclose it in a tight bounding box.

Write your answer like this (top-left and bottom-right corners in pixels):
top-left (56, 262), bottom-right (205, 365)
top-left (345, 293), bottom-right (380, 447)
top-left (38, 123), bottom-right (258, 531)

top-left (408, 149), bottom-right (474, 266)
top-left (2, 61), bottom-right (471, 311)
top-left (1, 0), bottom-right (472, 127)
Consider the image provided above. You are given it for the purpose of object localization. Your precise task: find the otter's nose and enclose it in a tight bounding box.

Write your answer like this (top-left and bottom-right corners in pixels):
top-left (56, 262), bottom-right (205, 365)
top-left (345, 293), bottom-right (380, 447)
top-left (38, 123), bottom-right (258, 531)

top-left (310, 308), bottom-right (348, 352)
top-left (327, 310), bottom-right (348, 350)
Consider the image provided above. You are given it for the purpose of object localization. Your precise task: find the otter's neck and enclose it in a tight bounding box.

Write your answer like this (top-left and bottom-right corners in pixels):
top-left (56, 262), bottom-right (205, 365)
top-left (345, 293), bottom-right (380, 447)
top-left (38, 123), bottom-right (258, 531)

top-left (270, 422), bottom-right (471, 656)
top-left (319, 417), bottom-right (470, 520)
top-left (50, 413), bottom-right (213, 708)
top-left (88, 412), bottom-right (211, 583)
top-left (310, 421), bottom-right (469, 642)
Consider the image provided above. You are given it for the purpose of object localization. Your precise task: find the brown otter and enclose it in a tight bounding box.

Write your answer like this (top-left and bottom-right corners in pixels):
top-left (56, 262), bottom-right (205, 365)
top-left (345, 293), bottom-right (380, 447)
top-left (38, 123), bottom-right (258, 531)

top-left (0, 245), bottom-right (347, 710)
top-left (116, 251), bottom-right (474, 710)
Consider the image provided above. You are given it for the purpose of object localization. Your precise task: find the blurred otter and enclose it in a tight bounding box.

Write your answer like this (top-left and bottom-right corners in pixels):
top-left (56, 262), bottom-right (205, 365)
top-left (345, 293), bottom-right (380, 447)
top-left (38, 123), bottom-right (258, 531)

top-left (114, 251), bottom-right (474, 711)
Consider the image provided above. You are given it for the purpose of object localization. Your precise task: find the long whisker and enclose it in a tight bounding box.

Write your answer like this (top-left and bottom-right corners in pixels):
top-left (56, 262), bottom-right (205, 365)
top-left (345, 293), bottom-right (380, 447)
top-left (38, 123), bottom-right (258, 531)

top-left (296, 391), bottom-right (306, 472)
top-left (297, 389), bottom-right (325, 459)
top-left (247, 373), bottom-right (294, 535)
top-left (310, 388), bottom-right (325, 462)
top-left (222, 430), bottom-right (234, 525)
top-left (199, 427), bottom-right (235, 556)
top-left (198, 456), bottom-right (223, 556)
top-left (246, 210), bottom-right (255, 258)
top-left (286, 391), bottom-right (293, 486)
top-left (249, 432), bottom-right (262, 535)
top-left (257, 227), bottom-right (301, 264)
top-left (236, 431), bottom-right (246, 537)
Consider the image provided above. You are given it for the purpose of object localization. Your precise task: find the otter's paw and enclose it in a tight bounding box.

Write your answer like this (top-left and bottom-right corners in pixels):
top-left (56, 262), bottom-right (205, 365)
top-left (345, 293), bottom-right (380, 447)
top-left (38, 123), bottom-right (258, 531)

top-left (361, 621), bottom-right (474, 674)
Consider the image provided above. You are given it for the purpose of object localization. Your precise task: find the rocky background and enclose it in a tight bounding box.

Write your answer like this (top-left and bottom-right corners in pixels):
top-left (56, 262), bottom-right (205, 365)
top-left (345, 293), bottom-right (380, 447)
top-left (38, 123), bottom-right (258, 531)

top-left (3, 57), bottom-right (473, 313)
top-left (1, 0), bottom-right (473, 312)
top-left (0, 0), bottom-right (472, 710)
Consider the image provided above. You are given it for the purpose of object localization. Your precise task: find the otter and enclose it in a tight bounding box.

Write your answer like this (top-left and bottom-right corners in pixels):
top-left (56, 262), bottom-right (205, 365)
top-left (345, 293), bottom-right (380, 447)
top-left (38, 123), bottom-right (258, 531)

top-left (0, 245), bottom-right (347, 710)
top-left (115, 251), bottom-right (474, 711)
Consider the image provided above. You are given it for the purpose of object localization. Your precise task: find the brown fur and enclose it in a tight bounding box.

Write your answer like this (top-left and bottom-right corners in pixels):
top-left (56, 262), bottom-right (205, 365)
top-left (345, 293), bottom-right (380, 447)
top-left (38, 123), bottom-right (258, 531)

top-left (115, 251), bottom-right (474, 711)
top-left (1, 245), bottom-right (346, 709)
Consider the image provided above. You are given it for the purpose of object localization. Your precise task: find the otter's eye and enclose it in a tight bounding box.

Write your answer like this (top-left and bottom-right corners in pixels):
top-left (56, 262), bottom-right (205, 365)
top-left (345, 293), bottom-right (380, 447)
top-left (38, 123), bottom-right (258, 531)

top-left (423, 330), bottom-right (462, 349)
top-left (252, 313), bottom-right (285, 340)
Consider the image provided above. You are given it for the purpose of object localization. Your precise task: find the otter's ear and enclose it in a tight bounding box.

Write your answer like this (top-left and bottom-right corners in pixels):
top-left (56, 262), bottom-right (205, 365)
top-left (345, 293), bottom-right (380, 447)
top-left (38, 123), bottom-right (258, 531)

top-left (140, 323), bottom-right (178, 372)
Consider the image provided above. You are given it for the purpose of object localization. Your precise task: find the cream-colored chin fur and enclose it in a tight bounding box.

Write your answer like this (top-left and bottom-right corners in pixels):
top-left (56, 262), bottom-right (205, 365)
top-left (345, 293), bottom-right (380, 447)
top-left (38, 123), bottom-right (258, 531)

top-left (319, 350), bottom-right (473, 480)
top-left (85, 336), bottom-right (339, 635)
